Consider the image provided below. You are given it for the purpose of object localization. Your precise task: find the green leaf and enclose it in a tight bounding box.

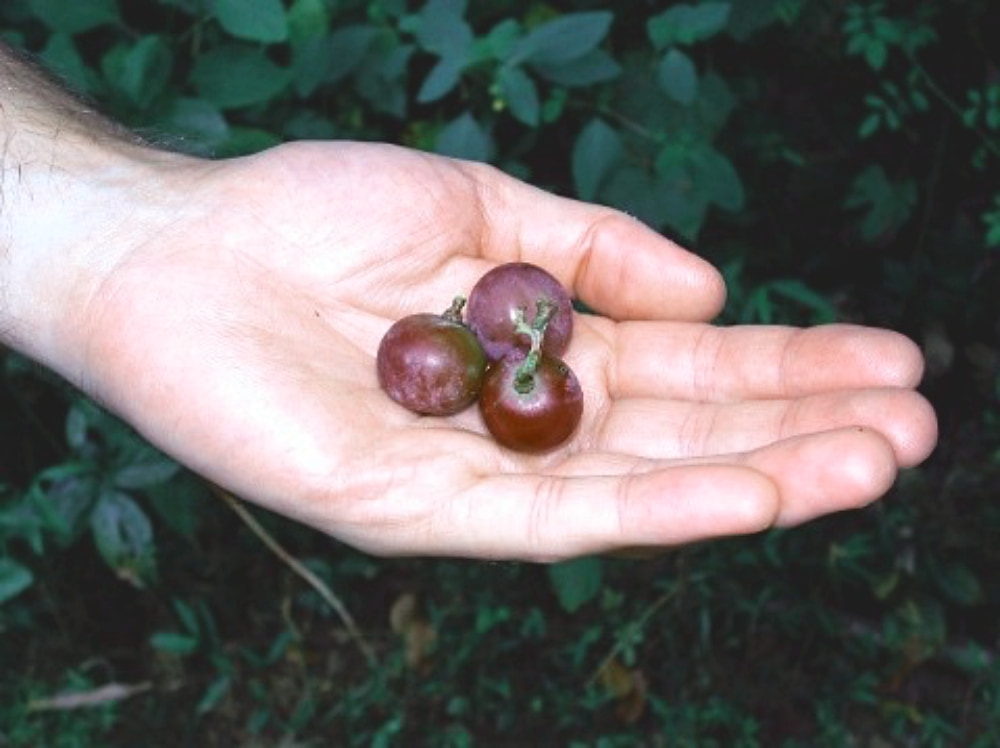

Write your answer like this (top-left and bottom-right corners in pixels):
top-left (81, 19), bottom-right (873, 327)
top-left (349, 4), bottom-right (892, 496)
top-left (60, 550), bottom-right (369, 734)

top-left (216, 127), bottom-right (282, 157)
top-left (39, 33), bottom-right (98, 95)
top-left (30, 462), bottom-right (99, 543)
top-left (547, 556), bottom-right (603, 614)
top-left (0, 494), bottom-right (45, 555)
top-left (435, 112), bottom-right (493, 163)
top-left (541, 87), bottom-right (569, 123)
top-left (648, 3), bottom-right (731, 48)
top-left (172, 597), bottom-right (202, 635)
top-left (984, 195), bottom-right (1000, 248)
top-left (497, 65), bottom-right (540, 126)
top-left (697, 72), bottom-right (737, 135)
top-left (110, 35), bottom-right (174, 108)
top-left (150, 631), bottom-right (200, 655)
top-left (691, 146), bottom-right (744, 211)
top-left (884, 106), bottom-right (901, 130)
top-left (845, 165), bottom-right (917, 241)
top-left (211, 0), bottom-right (288, 44)
top-left (28, 0), bottom-right (119, 34)
top-left (163, 97), bottom-right (230, 154)
top-left (415, 0), bottom-right (472, 58)
top-left (658, 47), bottom-right (698, 104)
top-left (191, 44), bottom-right (291, 109)
top-left (480, 18), bottom-right (522, 62)
top-left (531, 49), bottom-right (621, 87)
top-left (947, 643), bottom-right (992, 675)
top-left (510, 11), bottom-right (613, 66)
top-left (418, 56), bottom-right (464, 103)
top-left (197, 674), bottom-right (233, 715)
top-left (146, 473), bottom-right (207, 540)
top-left (872, 17), bottom-right (903, 46)
top-left (572, 118), bottom-right (623, 201)
top-left (864, 39), bottom-right (888, 70)
top-left (845, 33), bottom-right (867, 58)
top-left (603, 167), bottom-right (666, 230)
top-left (292, 25), bottom-right (378, 96)
top-left (90, 489), bottom-right (156, 587)
top-left (65, 401), bottom-right (91, 452)
top-left (744, 286), bottom-right (774, 324)
top-left (355, 37), bottom-right (414, 118)
top-left (727, 0), bottom-right (779, 41)
top-left (113, 448), bottom-right (180, 490)
top-left (928, 560), bottom-right (983, 606)
top-left (0, 558), bottom-right (34, 606)
top-left (858, 112), bottom-right (882, 138)
top-left (287, 0), bottom-right (329, 46)
top-left (655, 165), bottom-right (709, 239)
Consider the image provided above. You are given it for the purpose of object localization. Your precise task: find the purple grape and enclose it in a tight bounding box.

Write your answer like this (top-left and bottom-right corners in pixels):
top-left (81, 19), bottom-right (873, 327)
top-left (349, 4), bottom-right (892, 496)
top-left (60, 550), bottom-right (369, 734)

top-left (376, 298), bottom-right (486, 416)
top-left (465, 262), bottom-right (573, 361)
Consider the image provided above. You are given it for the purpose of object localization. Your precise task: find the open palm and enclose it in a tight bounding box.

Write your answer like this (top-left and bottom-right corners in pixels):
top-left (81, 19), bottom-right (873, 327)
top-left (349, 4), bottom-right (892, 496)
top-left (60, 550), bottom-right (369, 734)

top-left (78, 141), bottom-right (937, 559)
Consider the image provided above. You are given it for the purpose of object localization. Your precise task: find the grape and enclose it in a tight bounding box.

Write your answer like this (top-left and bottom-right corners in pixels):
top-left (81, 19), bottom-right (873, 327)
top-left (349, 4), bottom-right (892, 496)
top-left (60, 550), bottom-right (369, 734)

top-left (479, 350), bottom-right (583, 453)
top-left (466, 262), bottom-right (573, 361)
top-left (376, 298), bottom-right (486, 416)
top-left (374, 264), bottom-right (583, 451)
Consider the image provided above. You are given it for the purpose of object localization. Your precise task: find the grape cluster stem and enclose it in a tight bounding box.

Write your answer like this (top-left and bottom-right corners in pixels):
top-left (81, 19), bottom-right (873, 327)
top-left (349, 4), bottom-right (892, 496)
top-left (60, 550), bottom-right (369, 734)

top-left (512, 298), bottom-right (556, 394)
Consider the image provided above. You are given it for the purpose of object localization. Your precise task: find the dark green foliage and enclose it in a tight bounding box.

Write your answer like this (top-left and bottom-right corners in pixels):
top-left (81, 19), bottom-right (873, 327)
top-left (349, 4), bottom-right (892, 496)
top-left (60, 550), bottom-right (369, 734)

top-left (2, 0), bottom-right (998, 744)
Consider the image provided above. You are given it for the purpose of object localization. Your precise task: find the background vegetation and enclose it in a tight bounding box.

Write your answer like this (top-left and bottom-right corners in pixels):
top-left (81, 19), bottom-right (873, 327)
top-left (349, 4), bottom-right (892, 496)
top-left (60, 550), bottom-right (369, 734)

top-left (1, 0), bottom-right (998, 744)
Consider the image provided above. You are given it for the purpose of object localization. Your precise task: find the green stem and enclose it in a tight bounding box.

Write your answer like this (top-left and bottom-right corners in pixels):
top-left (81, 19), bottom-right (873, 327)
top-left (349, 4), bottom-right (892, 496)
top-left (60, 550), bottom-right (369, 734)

top-left (513, 298), bottom-right (556, 394)
top-left (442, 295), bottom-right (466, 323)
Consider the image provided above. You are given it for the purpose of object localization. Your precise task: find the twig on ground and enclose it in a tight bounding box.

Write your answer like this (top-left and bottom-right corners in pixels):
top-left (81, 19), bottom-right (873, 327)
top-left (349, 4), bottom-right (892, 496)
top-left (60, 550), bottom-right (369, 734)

top-left (214, 487), bottom-right (378, 668)
top-left (28, 681), bottom-right (152, 712)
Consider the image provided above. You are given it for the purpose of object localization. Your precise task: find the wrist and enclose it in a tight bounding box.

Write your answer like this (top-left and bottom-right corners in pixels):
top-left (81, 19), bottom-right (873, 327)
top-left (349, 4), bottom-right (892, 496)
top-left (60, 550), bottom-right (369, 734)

top-left (2, 141), bottom-right (165, 362)
top-left (0, 43), bottom-right (198, 386)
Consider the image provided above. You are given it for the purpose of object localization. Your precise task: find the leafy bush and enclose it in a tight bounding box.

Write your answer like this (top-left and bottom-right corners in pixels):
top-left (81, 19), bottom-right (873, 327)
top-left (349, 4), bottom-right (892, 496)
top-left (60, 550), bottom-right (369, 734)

top-left (2, 0), bottom-right (998, 745)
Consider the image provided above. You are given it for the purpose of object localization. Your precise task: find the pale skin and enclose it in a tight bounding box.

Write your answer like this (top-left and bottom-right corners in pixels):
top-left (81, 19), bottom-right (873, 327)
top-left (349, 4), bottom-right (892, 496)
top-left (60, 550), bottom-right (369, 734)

top-left (0, 44), bottom-right (937, 560)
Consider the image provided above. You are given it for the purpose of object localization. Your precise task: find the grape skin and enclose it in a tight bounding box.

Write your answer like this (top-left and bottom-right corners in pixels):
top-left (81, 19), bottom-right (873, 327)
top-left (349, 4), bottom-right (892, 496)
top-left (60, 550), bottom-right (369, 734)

top-left (466, 262), bottom-right (573, 361)
top-left (478, 351), bottom-right (583, 453)
top-left (376, 313), bottom-right (486, 416)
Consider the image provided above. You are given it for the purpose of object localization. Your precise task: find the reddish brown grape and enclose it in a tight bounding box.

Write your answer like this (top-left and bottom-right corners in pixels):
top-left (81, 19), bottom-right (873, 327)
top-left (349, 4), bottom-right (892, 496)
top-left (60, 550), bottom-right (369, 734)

top-left (376, 299), bottom-right (486, 416)
top-left (479, 351), bottom-right (583, 453)
top-left (466, 262), bottom-right (573, 361)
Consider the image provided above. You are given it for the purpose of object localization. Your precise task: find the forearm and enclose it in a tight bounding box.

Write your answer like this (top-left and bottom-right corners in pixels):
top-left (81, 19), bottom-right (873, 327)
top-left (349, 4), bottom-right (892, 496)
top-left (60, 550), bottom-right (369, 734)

top-left (0, 41), bottom-right (138, 149)
top-left (0, 42), bottom-right (189, 380)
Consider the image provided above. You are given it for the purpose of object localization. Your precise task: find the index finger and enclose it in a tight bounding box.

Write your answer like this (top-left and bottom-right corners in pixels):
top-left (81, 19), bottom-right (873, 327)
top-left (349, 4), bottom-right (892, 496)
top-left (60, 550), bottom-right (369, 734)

top-left (467, 164), bottom-right (726, 322)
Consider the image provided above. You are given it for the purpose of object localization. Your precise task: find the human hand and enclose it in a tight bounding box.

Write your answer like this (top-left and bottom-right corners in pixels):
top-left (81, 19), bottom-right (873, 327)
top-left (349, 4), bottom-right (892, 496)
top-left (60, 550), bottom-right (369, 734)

top-left (39, 141), bottom-right (937, 560)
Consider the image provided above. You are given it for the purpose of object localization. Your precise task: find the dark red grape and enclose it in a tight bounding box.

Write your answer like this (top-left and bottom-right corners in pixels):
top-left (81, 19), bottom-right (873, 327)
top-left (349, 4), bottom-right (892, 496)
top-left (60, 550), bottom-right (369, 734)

top-left (466, 262), bottom-right (573, 361)
top-left (479, 350), bottom-right (583, 453)
top-left (377, 298), bottom-right (486, 416)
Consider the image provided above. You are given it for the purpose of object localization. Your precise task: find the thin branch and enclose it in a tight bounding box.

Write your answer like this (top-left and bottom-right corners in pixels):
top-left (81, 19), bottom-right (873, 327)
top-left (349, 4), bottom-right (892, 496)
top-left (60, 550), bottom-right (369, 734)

top-left (213, 487), bottom-right (378, 669)
top-left (28, 681), bottom-right (152, 712)
top-left (909, 56), bottom-right (1000, 159)
top-left (585, 586), bottom-right (679, 688)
